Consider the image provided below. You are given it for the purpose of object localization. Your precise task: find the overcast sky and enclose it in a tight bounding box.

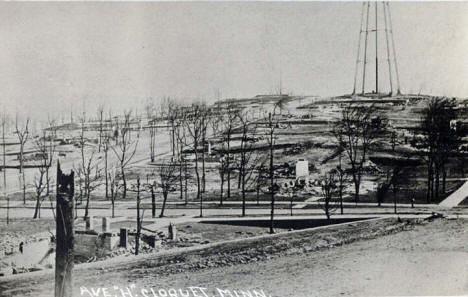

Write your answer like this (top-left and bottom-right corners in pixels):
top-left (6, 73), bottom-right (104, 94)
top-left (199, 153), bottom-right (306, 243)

top-left (1, 1), bottom-right (467, 120)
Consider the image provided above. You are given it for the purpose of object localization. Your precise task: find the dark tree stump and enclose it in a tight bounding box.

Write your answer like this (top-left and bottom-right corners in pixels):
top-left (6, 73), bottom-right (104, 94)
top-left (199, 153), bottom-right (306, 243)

top-left (55, 161), bottom-right (74, 297)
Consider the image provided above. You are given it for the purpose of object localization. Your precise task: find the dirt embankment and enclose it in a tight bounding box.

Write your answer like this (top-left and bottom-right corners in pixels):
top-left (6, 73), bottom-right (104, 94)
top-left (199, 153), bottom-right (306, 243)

top-left (0, 217), bottom-right (416, 296)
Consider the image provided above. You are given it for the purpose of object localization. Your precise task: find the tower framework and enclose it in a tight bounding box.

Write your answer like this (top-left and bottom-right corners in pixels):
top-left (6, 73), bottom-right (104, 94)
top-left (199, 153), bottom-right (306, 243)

top-left (352, 2), bottom-right (401, 97)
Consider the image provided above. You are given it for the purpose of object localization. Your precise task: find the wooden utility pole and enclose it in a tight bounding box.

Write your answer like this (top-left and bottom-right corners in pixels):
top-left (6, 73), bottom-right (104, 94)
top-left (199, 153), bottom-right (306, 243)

top-left (135, 177), bottom-right (141, 255)
top-left (2, 115), bottom-right (7, 224)
top-left (375, 1), bottom-right (379, 94)
top-left (268, 112), bottom-right (275, 234)
top-left (55, 161), bottom-right (74, 297)
top-left (2, 115), bottom-right (6, 191)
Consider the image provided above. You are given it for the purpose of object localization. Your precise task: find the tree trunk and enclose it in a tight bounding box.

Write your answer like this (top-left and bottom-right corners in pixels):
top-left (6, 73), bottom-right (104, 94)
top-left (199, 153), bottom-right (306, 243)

top-left (241, 163), bottom-right (246, 217)
top-left (193, 142), bottom-right (202, 218)
top-left (325, 199), bottom-right (330, 220)
top-left (269, 133), bottom-right (275, 234)
top-left (121, 165), bottom-right (127, 199)
top-left (33, 195), bottom-right (40, 219)
top-left (227, 136), bottom-right (231, 199)
top-left (184, 161), bottom-right (188, 204)
top-left (84, 188), bottom-right (90, 219)
top-left (179, 159), bottom-right (183, 200)
top-left (202, 135), bottom-right (206, 193)
top-left (78, 177), bottom-right (83, 204)
top-left (22, 170), bottom-right (26, 204)
top-left (442, 163), bottom-right (447, 195)
top-left (353, 174), bottom-right (360, 204)
top-left (427, 158), bottom-right (433, 203)
top-left (256, 184), bottom-right (260, 205)
top-left (290, 194), bottom-right (293, 216)
top-left (199, 191), bottom-right (203, 218)
top-left (435, 161), bottom-right (440, 201)
top-left (2, 122), bottom-right (6, 194)
top-left (220, 173), bottom-right (224, 206)
top-left (171, 128), bottom-right (175, 157)
top-left (6, 197), bottom-right (9, 225)
top-left (160, 192), bottom-right (168, 218)
top-left (460, 155), bottom-right (465, 178)
top-left (194, 146), bottom-right (200, 200)
top-left (151, 187), bottom-right (156, 218)
top-left (150, 128), bottom-right (156, 163)
top-left (431, 157), bottom-right (436, 202)
top-left (46, 168), bottom-right (50, 196)
top-left (105, 149), bottom-right (108, 199)
top-left (135, 178), bottom-right (140, 255)
top-left (339, 179), bottom-right (344, 214)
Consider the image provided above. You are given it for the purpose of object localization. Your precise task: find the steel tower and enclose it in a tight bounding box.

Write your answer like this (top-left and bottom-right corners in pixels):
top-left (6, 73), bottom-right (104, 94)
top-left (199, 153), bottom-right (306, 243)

top-left (351, 2), bottom-right (401, 97)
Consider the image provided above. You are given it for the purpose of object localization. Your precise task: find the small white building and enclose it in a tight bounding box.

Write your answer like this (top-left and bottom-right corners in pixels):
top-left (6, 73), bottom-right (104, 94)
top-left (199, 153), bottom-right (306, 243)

top-left (296, 159), bottom-right (309, 179)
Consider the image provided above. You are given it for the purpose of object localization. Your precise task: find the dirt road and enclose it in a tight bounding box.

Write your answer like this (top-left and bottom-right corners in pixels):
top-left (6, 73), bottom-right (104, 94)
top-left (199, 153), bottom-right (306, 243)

top-left (1, 218), bottom-right (466, 297)
top-left (105, 218), bottom-right (467, 297)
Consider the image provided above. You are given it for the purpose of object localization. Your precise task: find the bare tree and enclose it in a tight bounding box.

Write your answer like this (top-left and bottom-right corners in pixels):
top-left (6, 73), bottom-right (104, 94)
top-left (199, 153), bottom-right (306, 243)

top-left (236, 111), bottom-right (265, 216)
top-left (145, 98), bottom-right (159, 163)
top-left (458, 144), bottom-right (467, 178)
top-left (174, 115), bottom-right (188, 203)
top-left (108, 168), bottom-right (120, 218)
top-left (390, 130), bottom-right (397, 153)
top-left (217, 155), bottom-right (229, 205)
top-left (144, 175), bottom-right (157, 218)
top-left (319, 170), bottom-right (339, 220)
top-left (1, 113), bottom-right (8, 224)
top-left (156, 161), bottom-right (179, 218)
top-left (220, 104), bottom-right (239, 200)
top-left (162, 98), bottom-right (179, 158)
top-left (15, 116), bottom-right (29, 204)
top-left (1, 114), bottom-right (6, 191)
top-left (111, 111), bottom-right (139, 198)
top-left (183, 103), bottom-right (208, 217)
top-left (265, 107), bottom-right (280, 234)
top-left (103, 132), bottom-right (110, 199)
top-left (336, 144), bottom-right (346, 214)
top-left (334, 104), bottom-right (386, 204)
top-left (391, 166), bottom-right (406, 214)
top-left (415, 97), bottom-right (459, 202)
top-left (253, 162), bottom-right (268, 205)
top-left (375, 181), bottom-right (390, 207)
top-left (32, 164), bottom-right (48, 219)
top-left (210, 106), bottom-right (227, 205)
top-left (97, 105), bottom-right (105, 153)
top-left (77, 117), bottom-right (102, 219)
top-left (128, 177), bottom-right (144, 255)
top-left (200, 109), bottom-right (210, 193)
top-left (45, 117), bottom-right (58, 196)
top-left (32, 130), bottom-right (54, 219)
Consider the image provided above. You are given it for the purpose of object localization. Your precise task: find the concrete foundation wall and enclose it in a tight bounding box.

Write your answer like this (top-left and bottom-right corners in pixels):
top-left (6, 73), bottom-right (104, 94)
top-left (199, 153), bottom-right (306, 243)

top-left (75, 233), bottom-right (119, 258)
